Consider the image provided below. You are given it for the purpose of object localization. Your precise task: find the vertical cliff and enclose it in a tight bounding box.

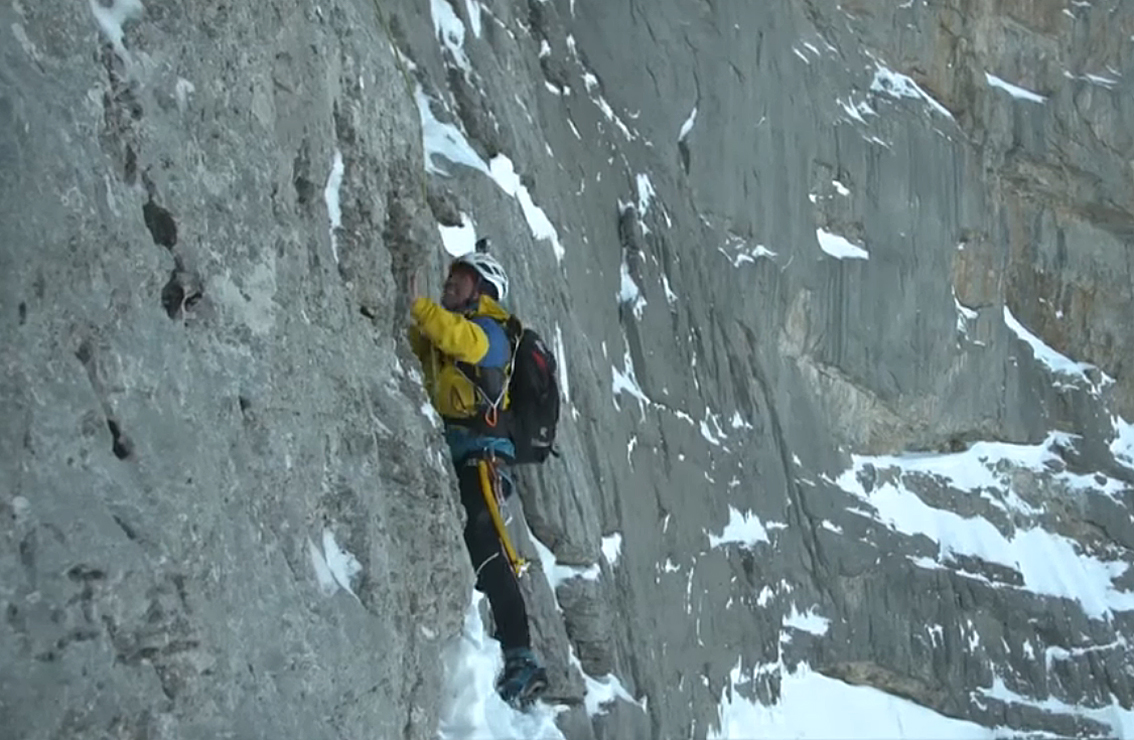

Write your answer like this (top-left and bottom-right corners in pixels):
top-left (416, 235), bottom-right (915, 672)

top-left (3, 1), bottom-right (1133, 739)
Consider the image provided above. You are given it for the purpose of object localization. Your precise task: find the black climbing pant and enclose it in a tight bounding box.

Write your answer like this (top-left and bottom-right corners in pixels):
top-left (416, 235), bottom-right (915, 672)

top-left (456, 455), bottom-right (532, 652)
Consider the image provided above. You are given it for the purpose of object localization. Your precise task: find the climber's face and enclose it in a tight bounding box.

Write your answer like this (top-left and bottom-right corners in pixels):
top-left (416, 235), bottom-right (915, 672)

top-left (442, 264), bottom-right (479, 311)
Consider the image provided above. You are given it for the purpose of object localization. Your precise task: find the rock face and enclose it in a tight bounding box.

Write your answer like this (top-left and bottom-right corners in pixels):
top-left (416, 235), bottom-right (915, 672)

top-left (3, 0), bottom-right (1133, 739)
top-left (1, 2), bottom-right (471, 738)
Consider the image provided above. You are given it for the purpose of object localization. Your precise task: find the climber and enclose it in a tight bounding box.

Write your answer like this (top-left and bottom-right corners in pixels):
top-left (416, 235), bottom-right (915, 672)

top-left (407, 247), bottom-right (549, 707)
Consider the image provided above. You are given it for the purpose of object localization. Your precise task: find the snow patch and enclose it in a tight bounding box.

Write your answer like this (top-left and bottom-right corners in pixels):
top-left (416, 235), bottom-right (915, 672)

top-left (871, 65), bottom-right (954, 119)
top-left (975, 673), bottom-right (1134, 739)
top-left (719, 235), bottom-right (777, 267)
top-left (571, 59), bottom-right (635, 140)
top-left (308, 529), bottom-right (362, 599)
top-left (837, 96), bottom-right (877, 124)
top-left (816, 228), bottom-right (869, 260)
top-left (1111, 416), bottom-right (1134, 472)
top-left (708, 506), bottom-right (770, 548)
top-left (1044, 635), bottom-right (1127, 671)
top-left (636, 174), bottom-right (657, 218)
top-left (709, 660), bottom-right (992, 740)
top-left (420, 401), bottom-right (442, 428)
top-left (417, 90), bottom-right (564, 262)
top-left (679, 106), bottom-right (698, 141)
top-left (531, 534), bottom-right (600, 592)
top-left (438, 213), bottom-right (478, 257)
top-left (437, 592), bottom-right (566, 740)
top-left (954, 289), bottom-right (978, 335)
top-left (583, 670), bottom-right (638, 717)
top-left (1004, 307), bottom-right (1099, 387)
top-left (985, 72), bottom-right (1047, 103)
top-left (835, 455), bottom-right (1134, 620)
top-left (602, 532), bottom-right (623, 567)
top-left (1065, 70), bottom-right (1120, 89)
top-left (840, 432), bottom-right (1126, 509)
top-left (88, 0), bottom-right (144, 64)
top-left (417, 87), bottom-right (489, 177)
top-left (618, 260), bottom-right (647, 319)
top-left (464, 0), bottom-right (482, 37)
top-left (721, 245), bottom-right (777, 267)
top-left (1085, 73), bottom-right (1119, 88)
top-left (323, 150), bottom-right (345, 264)
top-left (308, 538), bottom-right (338, 596)
top-left (554, 323), bottom-right (570, 404)
top-left (593, 95), bottom-right (633, 140)
top-left (783, 605), bottom-right (831, 636)
top-left (322, 529), bottom-right (362, 597)
top-left (700, 418), bottom-right (724, 447)
top-left (612, 342), bottom-right (649, 419)
top-left (431, 0), bottom-right (472, 73)
top-left (567, 650), bottom-right (643, 717)
top-left (488, 155), bottom-right (565, 263)
top-left (174, 78), bottom-right (195, 112)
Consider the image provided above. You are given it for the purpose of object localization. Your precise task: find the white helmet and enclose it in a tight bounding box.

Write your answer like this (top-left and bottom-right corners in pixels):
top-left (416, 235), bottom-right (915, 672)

top-left (454, 251), bottom-right (509, 302)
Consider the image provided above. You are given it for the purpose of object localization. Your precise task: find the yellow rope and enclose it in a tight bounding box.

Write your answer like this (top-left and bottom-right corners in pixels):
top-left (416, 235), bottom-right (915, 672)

top-left (478, 459), bottom-right (527, 577)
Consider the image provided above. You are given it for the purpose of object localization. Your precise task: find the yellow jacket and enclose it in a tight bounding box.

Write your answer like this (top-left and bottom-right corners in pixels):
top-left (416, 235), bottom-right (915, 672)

top-left (408, 294), bottom-right (513, 423)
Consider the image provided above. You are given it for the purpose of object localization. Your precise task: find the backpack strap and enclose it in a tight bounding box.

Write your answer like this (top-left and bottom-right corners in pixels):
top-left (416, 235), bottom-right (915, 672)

top-left (453, 316), bottom-right (518, 431)
top-left (504, 315), bottom-right (523, 341)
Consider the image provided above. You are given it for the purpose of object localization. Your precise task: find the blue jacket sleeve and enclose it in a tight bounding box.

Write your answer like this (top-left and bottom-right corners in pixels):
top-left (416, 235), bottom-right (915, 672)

top-left (471, 317), bottom-right (509, 368)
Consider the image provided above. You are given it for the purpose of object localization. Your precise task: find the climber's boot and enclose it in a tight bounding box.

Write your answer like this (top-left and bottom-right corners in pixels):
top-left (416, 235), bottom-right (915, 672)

top-left (496, 647), bottom-right (549, 708)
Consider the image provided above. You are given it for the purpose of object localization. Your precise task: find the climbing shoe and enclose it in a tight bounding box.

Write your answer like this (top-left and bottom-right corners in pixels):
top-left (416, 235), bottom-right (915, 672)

top-left (496, 647), bottom-right (549, 708)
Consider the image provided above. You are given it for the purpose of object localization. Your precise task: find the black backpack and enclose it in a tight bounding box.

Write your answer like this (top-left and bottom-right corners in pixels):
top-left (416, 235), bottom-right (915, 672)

top-left (505, 317), bottom-right (561, 464)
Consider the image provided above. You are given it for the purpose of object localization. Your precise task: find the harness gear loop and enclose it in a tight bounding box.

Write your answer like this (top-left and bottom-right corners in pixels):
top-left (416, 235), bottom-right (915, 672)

top-left (474, 551), bottom-right (500, 579)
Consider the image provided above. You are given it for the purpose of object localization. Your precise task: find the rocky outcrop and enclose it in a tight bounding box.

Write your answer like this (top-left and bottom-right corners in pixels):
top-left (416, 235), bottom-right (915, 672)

top-left (3, 0), bottom-right (1133, 739)
top-left (1, 2), bottom-right (469, 737)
